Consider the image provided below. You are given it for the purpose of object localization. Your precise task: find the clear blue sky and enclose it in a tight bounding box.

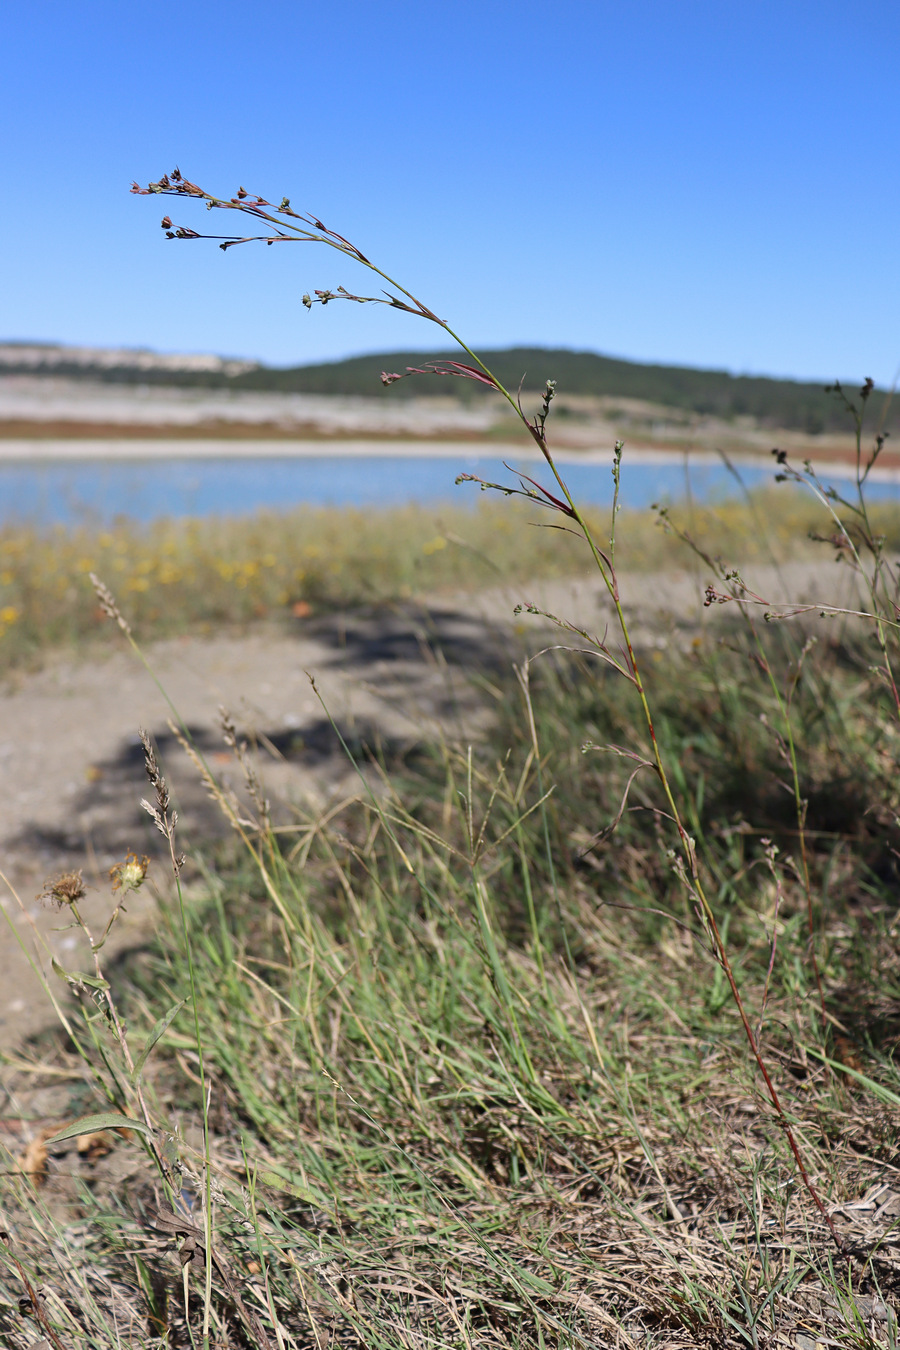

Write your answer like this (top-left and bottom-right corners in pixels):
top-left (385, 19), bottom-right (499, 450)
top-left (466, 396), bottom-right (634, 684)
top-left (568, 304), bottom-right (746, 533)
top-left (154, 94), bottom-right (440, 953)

top-left (5, 1), bottom-right (899, 383)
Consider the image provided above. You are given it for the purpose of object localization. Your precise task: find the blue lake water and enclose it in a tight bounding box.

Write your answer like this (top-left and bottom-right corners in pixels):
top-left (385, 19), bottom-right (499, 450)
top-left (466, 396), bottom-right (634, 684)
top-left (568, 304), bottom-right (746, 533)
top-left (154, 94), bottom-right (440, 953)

top-left (1, 451), bottom-right (897, 527)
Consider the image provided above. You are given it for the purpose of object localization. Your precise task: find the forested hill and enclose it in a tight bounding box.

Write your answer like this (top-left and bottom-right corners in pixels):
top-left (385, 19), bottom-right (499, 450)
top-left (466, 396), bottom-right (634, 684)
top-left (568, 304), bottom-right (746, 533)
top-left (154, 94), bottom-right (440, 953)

top-left (231, 348), bottom-right (888, 435)
top-left (1, 342), bottom-right (892, 435)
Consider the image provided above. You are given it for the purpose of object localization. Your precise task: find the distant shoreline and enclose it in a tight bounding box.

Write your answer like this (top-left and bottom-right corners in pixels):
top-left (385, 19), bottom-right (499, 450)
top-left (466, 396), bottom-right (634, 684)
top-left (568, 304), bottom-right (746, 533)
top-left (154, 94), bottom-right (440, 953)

top-left (1, 436), bottom-right (544, 462)
top-left (2, 437), bottom-right (900, 485)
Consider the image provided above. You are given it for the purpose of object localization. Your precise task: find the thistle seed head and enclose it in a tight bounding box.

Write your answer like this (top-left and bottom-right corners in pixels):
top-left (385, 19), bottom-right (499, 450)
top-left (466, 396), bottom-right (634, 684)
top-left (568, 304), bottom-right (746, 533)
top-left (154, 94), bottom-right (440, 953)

top-left (38, 870), bottom-right (86, 909)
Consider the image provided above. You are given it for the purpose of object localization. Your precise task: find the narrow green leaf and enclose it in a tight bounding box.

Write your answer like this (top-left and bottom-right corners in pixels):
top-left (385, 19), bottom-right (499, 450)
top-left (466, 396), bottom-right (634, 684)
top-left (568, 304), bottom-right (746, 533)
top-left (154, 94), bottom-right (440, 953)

top-left (46, 1113), bottom-right (150, 1145)
top-left (51, 957), bottom-right (109, 991)
top-left (132, 1000), bottom-right (186, 1083)
top-left (257, 1169), bottom-right (327, 1206)
top-left (805, 1046), bottom-right (900, 1107)
top-left (507, 1262), bottom-right (555, 1296)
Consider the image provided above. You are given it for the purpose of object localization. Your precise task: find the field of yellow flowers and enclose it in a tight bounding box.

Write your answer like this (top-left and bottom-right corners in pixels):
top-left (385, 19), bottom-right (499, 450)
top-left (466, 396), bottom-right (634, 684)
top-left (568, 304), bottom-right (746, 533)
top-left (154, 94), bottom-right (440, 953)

top-left (0, 490), bottom-right (869, 671)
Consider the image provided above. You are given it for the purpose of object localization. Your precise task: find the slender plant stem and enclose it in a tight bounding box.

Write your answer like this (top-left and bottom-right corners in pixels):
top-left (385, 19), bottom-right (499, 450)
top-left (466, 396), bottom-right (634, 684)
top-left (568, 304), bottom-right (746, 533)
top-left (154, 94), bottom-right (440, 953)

top-left (136, 180), bottom-right (847, 1251)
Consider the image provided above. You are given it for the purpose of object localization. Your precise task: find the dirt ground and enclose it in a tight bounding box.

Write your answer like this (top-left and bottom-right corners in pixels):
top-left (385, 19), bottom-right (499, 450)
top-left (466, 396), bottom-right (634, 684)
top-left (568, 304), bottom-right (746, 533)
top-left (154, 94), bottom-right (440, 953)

top-left (0, 560), bottom-right (855, 1049)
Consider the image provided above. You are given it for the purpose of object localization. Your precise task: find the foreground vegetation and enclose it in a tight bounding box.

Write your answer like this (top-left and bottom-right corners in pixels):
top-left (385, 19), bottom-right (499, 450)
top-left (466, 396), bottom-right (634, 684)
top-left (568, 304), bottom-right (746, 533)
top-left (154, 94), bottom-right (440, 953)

top-left (3, 572), bottom-right (900, 1347)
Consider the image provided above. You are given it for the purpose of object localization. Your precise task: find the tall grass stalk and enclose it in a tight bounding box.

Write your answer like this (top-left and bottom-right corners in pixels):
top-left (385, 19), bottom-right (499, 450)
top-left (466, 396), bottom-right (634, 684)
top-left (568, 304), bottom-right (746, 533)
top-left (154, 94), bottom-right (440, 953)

top-left (131, 169), bottom-right (867, 1247)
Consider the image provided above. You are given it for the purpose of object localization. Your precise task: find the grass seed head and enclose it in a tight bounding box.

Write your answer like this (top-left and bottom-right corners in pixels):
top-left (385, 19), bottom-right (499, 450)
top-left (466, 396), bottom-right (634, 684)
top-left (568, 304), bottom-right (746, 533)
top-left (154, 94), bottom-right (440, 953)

top-left (139, 727), bottom-right (170, 823)
top-left (89, 572), bottom-right (132, 637)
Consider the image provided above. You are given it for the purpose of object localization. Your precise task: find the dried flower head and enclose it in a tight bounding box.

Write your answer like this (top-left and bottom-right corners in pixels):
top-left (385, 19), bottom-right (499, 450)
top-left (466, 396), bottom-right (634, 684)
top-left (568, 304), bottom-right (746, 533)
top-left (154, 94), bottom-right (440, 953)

top-left (109, 852), bottom-right (149, 894)
top-left (38, 870), bottom-right (86, 909)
